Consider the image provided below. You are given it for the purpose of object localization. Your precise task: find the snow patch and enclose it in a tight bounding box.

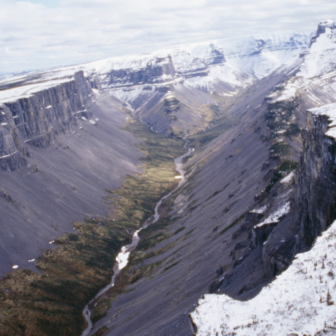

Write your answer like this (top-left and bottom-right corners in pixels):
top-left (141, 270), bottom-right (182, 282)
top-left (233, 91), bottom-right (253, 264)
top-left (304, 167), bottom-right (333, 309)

top-left (191, 219), bottom-right (336, 336)
top-left (309, 103), bottom-right (336, 139)
top-left (254, 202), bottom-right (290, 228)
top-left (250, 205), bottom-right (267, 214)
top-left (280, 171), bottom-right (295, 184)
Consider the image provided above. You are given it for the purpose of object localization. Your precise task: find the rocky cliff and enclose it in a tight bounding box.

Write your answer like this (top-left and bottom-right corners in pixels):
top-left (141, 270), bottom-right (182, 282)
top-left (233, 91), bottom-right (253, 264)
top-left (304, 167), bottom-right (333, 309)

top-left (0, 71), bottom-right (92, 171)
top-left (103, 55), bottom-right (176, 87)
top-left (262, 106), bottom-right (336, 278)
top-left (296, 107), bottom-right (336, 248)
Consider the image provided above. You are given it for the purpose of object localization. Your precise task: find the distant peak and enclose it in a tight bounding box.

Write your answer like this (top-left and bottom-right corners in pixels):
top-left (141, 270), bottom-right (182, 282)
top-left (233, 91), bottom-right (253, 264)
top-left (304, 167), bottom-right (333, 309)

top-left (316, 20), bottom-right (335, 36)
top-left (309, 20), bottom-right (335, 47)
top-left (318, 20), bottom-right (335, 28)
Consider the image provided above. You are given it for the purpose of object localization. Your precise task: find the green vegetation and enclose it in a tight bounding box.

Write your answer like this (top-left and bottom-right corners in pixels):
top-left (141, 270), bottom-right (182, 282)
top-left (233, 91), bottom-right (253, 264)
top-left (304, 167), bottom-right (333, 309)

top-left (92, 326), bottom-right (109, 336)
top-left (187, 94), bottom-right (238, 148)
top-left (187, 115), bottom-right (235, 148)
top-left (0, 113), bottom-right (186, 336)
top-left (168, 126), bottom-right (185, 138)
top-left (266, 99), bottom-right (301, 142)
top-left (270, 142), bottom-right (291, 157)
top-left (164, 96), bottom-right (180, 112)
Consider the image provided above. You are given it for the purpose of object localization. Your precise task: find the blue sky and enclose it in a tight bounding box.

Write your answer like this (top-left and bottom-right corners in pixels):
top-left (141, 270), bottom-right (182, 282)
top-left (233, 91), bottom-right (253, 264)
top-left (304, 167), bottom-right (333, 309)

top-left (1, 0), bottom-right (336, 73)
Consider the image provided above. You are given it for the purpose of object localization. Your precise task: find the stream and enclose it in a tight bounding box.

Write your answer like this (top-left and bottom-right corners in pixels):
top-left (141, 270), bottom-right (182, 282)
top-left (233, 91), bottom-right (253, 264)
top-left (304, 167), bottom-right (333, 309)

top-left (81, 141), bottom-right (193, 336)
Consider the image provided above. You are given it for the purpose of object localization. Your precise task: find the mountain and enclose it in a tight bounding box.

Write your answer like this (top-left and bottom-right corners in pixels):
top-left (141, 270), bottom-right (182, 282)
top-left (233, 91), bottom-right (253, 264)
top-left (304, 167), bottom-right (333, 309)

top-left (189, 20), bottom-right (336, 335)
top-left (1, 21), bottom-right (335, 336)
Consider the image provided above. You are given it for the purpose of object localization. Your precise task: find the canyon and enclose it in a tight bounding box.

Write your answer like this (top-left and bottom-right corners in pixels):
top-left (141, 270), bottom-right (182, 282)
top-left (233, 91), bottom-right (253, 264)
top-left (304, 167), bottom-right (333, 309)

top-left (0, 21), bottom-right (336, 336)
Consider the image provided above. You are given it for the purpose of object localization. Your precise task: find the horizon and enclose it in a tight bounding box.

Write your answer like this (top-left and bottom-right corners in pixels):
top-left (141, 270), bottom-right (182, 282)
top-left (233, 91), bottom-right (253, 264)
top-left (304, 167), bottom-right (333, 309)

top-left (1, 0), bottom-right (335, 73)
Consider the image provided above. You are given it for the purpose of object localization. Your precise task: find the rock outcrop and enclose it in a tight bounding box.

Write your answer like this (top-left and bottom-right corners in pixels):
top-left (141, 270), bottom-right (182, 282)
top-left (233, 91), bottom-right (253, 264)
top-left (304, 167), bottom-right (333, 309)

top-left (262, 107), bottom-right (336, 277)
top-left (103, 55), bottom-right (176, 88)
top-left (296, 109), bottom-right (336, 249)
top-left (0, 71), bottom-right (92, 171)
top-left (310, 19), bottom-right (336, 46)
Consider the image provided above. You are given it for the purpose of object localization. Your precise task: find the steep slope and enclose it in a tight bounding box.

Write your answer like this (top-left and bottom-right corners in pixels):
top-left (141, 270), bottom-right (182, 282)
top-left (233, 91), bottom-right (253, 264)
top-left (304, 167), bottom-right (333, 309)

top-left (191, 98), bottom-right (336, 336)
top-left (0, 73), bottom-right (144, 276)
top-left (190, 20), bottom-right (336, 335)
top-left (0, 22), bottom-right (320, 336)
top-left (192, 219), bottom-right (336, 336)
top-left (84, 21), bottom-right (336, 336)
top-left (88, 63), bottom-right (299, 336)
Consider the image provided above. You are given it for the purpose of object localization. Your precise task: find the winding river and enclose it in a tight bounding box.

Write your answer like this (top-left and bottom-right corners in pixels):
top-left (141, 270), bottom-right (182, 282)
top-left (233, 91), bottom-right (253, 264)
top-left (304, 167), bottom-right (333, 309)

top-left (81, 142), bottom-right (192, 336)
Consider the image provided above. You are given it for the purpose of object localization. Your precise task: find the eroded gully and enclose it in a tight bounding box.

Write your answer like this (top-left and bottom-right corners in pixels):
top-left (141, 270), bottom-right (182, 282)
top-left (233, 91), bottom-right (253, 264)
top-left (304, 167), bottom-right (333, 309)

top-left (81, 141), bottom-right (193, 336)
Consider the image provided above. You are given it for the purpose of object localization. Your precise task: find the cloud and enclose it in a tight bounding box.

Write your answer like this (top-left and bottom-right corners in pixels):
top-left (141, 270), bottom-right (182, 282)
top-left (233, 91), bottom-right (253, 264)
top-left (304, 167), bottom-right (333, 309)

top-left (0, 0), bottom-right (335, 72)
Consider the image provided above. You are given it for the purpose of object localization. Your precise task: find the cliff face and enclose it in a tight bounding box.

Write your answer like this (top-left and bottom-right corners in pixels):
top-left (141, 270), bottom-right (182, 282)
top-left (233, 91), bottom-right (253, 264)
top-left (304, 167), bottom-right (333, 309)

top-left (296, 111), bottom-right (336, 249)
top-left (102, 55), bottom-right (176, 88)
top-left (0, 71), bottom-right (92, 171)
top-left (262, 109), bottom-right (336, 278)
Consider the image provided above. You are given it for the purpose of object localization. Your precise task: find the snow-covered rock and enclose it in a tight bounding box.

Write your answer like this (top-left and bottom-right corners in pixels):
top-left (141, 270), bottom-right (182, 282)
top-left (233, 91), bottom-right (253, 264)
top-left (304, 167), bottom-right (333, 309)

top-left (300, 20), bottom-right (336, 79)
top-left (309, 103), bottom-right (336, 139)
top-left (266, 20), bottom-right (336, 106)
top-left (191, 219), bottom-right (336, 336)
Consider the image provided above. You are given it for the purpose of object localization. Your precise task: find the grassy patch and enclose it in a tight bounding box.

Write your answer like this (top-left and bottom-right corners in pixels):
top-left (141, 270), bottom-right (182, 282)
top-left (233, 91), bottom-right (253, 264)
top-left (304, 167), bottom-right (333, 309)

top-left (187, 115), bottom-right (235, 148)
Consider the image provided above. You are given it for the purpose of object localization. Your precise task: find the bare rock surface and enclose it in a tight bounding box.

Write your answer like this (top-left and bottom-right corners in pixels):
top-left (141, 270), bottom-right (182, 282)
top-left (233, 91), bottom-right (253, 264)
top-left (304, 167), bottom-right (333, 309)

top-left (89, 66), bottom-right (293, 336)
top-left (0, 93), bottom-right (143, 276)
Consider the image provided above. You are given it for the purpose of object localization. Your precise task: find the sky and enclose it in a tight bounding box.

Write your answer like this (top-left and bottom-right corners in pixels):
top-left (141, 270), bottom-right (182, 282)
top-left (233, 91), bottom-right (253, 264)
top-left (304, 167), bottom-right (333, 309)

top-left (0, 0), bottom-right (335, 73)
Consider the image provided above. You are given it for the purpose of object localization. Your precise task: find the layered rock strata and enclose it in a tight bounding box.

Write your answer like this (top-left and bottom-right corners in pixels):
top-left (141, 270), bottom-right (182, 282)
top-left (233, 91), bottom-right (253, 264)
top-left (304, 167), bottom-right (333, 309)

top-left (0, 71), bottom-right (92, 171)
top-left (263, 105), bottom-right (336, 277)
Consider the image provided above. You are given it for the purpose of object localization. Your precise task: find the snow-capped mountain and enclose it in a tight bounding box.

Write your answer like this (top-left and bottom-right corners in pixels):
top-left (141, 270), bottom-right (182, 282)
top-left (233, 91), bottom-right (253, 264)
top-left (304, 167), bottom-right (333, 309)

top-left (75, 32), bottom-right (309, 108)
top-left (83, 32), bottom-right (310, 88)
top-left (267, 20), bottom-right (336, 106)
top-left (0, 31), bottom-right (310, 110)
top-left (221, 33), bottom-right (311, 79)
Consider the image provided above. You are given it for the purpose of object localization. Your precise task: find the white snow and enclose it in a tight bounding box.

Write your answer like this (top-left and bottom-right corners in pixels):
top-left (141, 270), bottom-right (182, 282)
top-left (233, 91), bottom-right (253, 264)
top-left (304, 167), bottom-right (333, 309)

top-left (0, 78), bottom-right (73, 104)
top-left (280, 171), bottom-right (295, 184)
top-left (1, 122), bottom-right (7, 126)
top-left (254, 202), bottom-right (290, 228)
top-left (0, 151), bottom-right (18, 159)
top-left (0, 30), bottom-right (310, 109)
top-left (116, 245), bottom-right (132, 271)
top-left (266, 22), bottom-right (336, 107)
top-left (250, 205), bottom-right (267, 214)
top-left (92, 88), bottom-right (100, 96)
top-left (191, 219), bottom-right (336, 336)
top-left (185, 63), bottom-right (253, 92)
top-left (12, 265), bottom-right (19, 269)
top-left (299, 21), bottom-right (336, 79)
top-left (309, 103), bottom-right (336, 139)
top-left (267, 82), bottom-right (298, 103)
top-left (28, 259), bottom-right (35, 263)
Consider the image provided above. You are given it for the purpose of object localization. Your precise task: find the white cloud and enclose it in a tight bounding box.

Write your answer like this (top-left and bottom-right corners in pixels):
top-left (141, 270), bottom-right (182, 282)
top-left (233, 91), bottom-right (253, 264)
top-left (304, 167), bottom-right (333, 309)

top-left (0, 0), bottom-right (335, 73)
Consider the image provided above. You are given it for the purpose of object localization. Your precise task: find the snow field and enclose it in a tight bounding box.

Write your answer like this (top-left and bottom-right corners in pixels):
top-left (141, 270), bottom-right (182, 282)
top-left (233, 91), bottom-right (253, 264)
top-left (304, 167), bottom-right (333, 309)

top-left (191, 219), bottom-right (336, 336)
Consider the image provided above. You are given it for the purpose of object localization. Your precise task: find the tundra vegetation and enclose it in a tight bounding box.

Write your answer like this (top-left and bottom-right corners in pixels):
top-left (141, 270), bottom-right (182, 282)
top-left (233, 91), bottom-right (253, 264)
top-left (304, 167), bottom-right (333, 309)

top-left (0, 111), bottom-right (185, 336)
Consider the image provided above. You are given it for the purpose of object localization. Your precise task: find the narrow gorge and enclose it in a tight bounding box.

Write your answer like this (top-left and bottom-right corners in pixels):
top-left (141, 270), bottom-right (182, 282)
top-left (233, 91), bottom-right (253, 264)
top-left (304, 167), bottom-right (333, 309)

top-left (0, 20), bottom-right (336, 336)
